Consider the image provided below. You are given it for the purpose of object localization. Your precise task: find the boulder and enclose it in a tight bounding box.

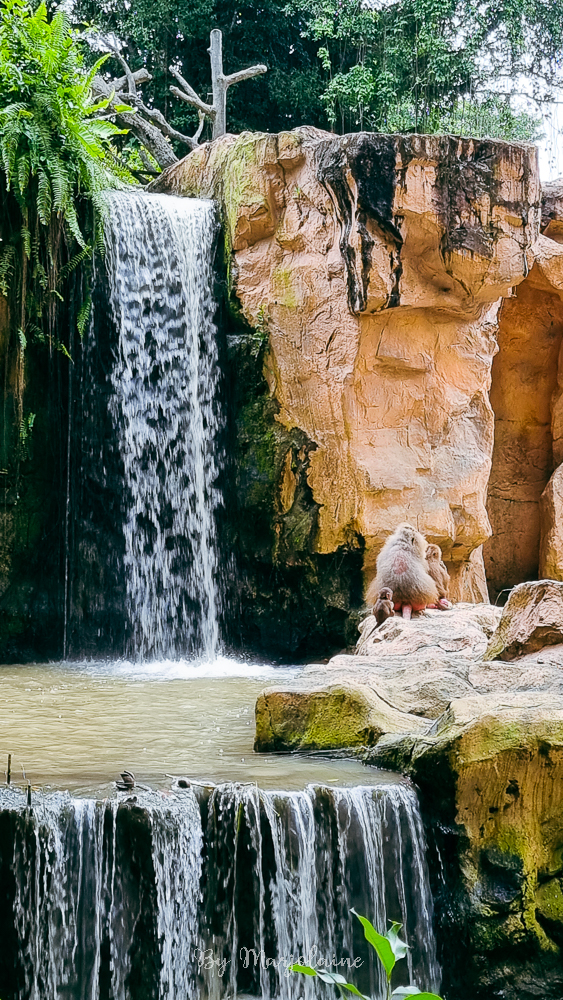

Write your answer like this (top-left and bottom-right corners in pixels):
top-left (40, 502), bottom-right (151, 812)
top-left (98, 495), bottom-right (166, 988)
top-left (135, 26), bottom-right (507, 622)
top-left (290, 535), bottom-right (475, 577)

top-left (356, 601), bottom-right (500, 658)
top-left (485, 580), bottom-right (563, 660)
top-left (254, 681), bottom-right (430, 751)
top-left (365, 693), bottom-right (563, 1000)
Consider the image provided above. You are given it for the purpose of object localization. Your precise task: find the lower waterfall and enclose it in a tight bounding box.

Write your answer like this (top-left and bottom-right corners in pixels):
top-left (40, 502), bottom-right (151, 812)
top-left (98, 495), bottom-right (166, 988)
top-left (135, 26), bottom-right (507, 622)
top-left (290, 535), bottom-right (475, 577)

top-left (0, 783), bottom-right (440, 1000)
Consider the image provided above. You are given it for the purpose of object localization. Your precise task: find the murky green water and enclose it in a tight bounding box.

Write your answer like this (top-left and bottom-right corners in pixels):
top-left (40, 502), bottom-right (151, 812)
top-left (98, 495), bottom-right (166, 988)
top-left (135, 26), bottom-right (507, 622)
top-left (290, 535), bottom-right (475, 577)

top-left (0, 657), bottom-right (388, 795)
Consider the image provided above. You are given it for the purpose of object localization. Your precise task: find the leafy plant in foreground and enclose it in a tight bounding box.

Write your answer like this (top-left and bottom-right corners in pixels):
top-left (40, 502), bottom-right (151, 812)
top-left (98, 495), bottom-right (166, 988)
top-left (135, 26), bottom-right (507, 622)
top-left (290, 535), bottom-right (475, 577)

top-left (0, 0), bottom-right (133, 468)
top-left (290, 910), bottom-right (442, 1000)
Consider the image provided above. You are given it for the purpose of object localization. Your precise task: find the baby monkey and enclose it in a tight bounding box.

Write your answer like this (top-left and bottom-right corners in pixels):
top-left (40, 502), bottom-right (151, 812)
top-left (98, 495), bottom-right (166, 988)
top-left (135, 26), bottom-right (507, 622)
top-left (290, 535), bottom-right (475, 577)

top-left (373, 587), bottom-right (394, 626)
top-left (425, 544), bottom-right (453, 610)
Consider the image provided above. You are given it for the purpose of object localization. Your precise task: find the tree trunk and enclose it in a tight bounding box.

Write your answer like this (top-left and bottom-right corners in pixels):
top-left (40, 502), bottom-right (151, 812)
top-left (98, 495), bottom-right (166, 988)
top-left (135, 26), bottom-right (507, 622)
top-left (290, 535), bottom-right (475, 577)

top-left (209, 29), bottom-right (227, 140)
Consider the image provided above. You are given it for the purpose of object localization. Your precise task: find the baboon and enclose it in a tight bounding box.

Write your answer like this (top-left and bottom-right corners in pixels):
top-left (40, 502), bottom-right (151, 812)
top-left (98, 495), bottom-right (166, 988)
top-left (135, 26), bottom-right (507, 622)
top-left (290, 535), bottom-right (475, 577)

top-left (373, 587), bottom-right (394, 626)
top-left (366, 522), bottom-right (438, 619)
top-left (425, 544), bottom-right (452, 610)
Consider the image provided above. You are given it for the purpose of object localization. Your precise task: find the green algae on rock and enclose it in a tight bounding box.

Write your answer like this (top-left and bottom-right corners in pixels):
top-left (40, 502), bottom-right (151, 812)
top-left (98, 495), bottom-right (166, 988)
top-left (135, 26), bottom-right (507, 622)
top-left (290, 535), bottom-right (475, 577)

top-left (254, 681), bottom-right (430, 751)
top-left (365, 693), bottom-right (563, 1000)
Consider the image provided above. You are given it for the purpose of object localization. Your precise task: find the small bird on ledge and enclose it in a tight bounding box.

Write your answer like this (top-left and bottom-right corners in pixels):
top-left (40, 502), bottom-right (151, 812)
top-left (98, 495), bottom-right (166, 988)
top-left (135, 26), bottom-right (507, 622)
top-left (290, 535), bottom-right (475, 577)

top-left (115, 770), bottom-right (135, 791)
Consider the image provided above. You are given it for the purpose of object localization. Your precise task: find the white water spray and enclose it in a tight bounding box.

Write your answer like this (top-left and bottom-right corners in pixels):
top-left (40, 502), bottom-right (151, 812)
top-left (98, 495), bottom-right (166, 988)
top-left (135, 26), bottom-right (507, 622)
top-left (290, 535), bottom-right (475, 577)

top-left (103, 192), bottom-right (221, 661)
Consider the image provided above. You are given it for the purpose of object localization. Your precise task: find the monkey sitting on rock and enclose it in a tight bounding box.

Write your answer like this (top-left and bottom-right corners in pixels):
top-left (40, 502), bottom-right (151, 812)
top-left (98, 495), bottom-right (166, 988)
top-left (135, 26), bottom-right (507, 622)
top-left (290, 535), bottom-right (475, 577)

top-left (373, 587), bottom-right (394, 626)
top-left (425, 543), bottom-right (453, 610)
top-left (366, 523), bottom-right (439, 619)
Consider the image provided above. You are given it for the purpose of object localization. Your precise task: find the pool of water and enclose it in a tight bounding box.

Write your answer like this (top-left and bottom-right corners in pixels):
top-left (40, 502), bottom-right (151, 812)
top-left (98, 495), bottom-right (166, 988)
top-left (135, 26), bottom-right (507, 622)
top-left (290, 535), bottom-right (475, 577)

top-left (0, 657), bottom-right (390, 795)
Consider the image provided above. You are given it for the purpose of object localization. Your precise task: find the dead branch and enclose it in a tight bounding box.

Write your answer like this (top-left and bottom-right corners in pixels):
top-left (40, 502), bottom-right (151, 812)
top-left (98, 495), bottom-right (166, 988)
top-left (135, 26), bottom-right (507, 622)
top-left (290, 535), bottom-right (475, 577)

top-left (169, 28), bottom-right (268, 140)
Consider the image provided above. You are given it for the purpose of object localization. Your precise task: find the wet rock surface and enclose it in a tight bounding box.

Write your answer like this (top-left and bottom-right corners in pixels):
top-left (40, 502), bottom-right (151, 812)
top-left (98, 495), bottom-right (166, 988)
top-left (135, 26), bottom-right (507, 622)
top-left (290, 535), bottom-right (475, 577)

top-left (365, 693), bottom-right (563, 1000)
top-left (255, 602), bottom-right (563, 750)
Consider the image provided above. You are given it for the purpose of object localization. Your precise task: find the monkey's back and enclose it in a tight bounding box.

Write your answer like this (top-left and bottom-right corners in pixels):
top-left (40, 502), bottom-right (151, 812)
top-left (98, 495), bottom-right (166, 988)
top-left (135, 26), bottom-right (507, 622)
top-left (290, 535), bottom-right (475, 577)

top-left (367, 541), bottom-right (438, 605)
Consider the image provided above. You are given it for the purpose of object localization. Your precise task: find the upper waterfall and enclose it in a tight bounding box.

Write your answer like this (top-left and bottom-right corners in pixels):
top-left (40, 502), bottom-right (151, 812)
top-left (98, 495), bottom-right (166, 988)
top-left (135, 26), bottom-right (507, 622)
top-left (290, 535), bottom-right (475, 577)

top-left (99, 191), bottom-right (222, 661)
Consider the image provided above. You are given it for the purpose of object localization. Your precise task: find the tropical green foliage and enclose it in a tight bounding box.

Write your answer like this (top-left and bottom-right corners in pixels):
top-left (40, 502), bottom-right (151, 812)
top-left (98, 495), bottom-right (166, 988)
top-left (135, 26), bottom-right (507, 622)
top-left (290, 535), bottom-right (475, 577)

top-left (75, 0), bottom-right (561, 144)
top-left (293, 0), bottom-right (548, 138)
top-left (290, 910), bottom-right (443, 1000)
top-left (0, 0), bottom-right (132, 464)
top-left (0, 0), bottom-right (125, 250)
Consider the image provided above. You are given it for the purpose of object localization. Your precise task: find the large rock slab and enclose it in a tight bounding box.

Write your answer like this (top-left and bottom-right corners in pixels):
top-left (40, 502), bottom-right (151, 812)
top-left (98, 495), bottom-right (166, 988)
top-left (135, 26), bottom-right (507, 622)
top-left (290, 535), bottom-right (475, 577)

top-left (255, 604), bottom-right (563, 748)
top-left (254, 681), bottom-right (430, 751)
top-left (365, 693), bottom-right (563, 1000)
top-left (152, 128), bottom-right (543, 601)
top-left (356, 601), bottom-right (500, 658)
top-left (485, 579), bottom-right (563, 660)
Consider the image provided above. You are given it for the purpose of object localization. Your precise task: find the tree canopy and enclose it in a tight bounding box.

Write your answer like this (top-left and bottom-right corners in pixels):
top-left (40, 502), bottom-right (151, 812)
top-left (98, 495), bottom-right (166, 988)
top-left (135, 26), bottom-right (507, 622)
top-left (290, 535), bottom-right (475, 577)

top-left (75, 0), bottom-right (563, 148)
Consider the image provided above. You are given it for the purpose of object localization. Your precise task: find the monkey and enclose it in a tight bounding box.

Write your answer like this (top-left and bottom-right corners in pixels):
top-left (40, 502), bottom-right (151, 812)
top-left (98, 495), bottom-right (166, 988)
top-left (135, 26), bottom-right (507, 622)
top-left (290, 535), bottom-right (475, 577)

top-left (373, 587), bottom-right (394, 626)
top-left (366, 522), bottom-right (438, 620)
top-left (425, 543), bottom-right (453, 610)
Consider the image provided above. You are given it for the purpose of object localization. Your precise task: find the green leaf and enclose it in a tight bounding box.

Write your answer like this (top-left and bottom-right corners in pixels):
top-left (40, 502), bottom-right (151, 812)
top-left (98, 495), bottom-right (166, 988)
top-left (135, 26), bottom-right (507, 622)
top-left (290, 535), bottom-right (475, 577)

top-left (289, 965), bottom-right (317, 976)
top-left (339, 982), bottom-right (370, 998)
top-left (316, 971), bottom-right (349, 984)
top-left (387, 922), bottom-right (409, 962)
top-left (351, 909), bottom-right (395, 979)
top-left (391, 990), bottom-right (443, 1000)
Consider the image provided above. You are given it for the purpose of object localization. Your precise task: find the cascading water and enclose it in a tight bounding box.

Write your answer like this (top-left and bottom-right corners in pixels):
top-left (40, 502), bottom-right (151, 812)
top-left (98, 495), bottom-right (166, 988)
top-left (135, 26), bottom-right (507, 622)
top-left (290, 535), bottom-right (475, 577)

top-left (0, 782), bottom-right (440, 1000)
top-left (72, 192), bottom-right (222, 661)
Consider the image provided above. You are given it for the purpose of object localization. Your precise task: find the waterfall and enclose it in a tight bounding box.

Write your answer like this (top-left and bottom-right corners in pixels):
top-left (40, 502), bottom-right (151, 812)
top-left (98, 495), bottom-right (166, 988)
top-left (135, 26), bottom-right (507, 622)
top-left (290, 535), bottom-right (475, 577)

top-left (73, 192), bottom-right (222, 661)
top-left (0, 783), bottom-right (440, 1000)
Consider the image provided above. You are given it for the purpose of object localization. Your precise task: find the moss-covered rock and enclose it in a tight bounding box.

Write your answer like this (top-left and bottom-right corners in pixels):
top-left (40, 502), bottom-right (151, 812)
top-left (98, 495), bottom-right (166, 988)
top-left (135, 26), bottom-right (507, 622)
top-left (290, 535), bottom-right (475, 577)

top-left (255, 681), bottom-right (430, 751)
top-left (365, 692), bottom-right (563, 1000)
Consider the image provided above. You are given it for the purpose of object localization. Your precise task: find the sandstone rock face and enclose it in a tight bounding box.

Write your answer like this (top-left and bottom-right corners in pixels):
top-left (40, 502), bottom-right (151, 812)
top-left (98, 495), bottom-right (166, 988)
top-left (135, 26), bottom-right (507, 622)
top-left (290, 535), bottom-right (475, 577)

top-left (484, 579), bottom-right (563, 660)
top-left (484, 229), bottom-right (563, 600)
top-left (540, 463), bottom-right (563, 579)
top-left (542, 178), bottom-right (563, 243)
top-left (153, 129), bottom-right (542, 603)
top-left (367, 693), bottom-right (563, 1000)
top-left (484, 260), bottom-right (563, 598)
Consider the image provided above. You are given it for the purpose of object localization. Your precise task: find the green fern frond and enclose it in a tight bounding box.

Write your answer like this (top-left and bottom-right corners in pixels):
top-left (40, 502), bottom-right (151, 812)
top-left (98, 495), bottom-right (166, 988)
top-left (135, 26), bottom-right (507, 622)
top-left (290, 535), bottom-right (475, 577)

top-left (58, 244), bottom-right (92, 283)
top-left (0, 243), bottom-right (15, 295)
top-left (76, 294), bottom-right (91, 339)
top-left (21, 224), bottom-right (31, 258)
top-left (37, 170), bottom-right (52, 224)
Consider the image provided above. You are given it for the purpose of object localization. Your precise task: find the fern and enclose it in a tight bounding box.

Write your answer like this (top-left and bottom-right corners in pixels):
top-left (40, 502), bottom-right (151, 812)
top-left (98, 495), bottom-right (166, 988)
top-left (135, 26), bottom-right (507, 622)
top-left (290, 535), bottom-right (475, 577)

top-left (76, 294), bottom-right (91, 339)
top-left (0, 243), bottom-right (15, 295)
top-left (0, 0), bottom-right (131, 285)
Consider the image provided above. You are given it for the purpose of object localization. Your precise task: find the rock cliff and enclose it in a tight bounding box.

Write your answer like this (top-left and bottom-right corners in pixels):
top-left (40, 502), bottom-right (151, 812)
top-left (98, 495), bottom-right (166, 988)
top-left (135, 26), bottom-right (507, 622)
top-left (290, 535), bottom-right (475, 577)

top-left (153, 127), bottom-right (563, 619)
top-left (254, 583), bottom-right (563, 999)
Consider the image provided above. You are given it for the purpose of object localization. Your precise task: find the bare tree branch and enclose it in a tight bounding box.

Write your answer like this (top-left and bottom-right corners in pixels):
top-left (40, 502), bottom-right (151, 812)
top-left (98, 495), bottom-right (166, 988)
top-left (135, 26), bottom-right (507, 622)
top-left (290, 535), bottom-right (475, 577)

top-left (224, 64), bottom-right (267, 89)
top-left (169, 29), bottom-right (268, 140)
top-left (103, 40), bottom-right (138, 97)
top-left (113, 67), bottom-right (152, 91)
top-left (168, 67), bottom-right (215, 117)
top-left (93, 74), bottom-right (179, 168)
top-left (121, 91), bottom-right (199, 149)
